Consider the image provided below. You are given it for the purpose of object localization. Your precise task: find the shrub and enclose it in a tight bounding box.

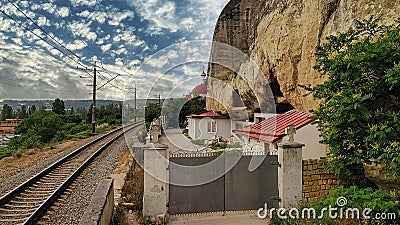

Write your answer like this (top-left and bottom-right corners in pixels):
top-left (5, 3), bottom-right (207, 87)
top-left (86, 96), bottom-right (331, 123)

top-left (304, 17), bottom-right (400, 177)
top-left (270, 186), bottom-right (400, 225)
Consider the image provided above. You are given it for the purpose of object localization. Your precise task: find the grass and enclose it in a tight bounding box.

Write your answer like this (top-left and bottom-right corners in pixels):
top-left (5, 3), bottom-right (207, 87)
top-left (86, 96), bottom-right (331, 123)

top-left (0, 122), bottom-right (117, 161)
top-left (112, 157), bottom-right (146, 224)
top-left (190, 139), bottom-right (207, 146)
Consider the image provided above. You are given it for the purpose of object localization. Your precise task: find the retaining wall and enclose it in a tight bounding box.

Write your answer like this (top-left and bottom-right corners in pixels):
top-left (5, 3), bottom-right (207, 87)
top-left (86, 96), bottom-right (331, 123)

top-left (302, 159), bottom-right (367, 203)
top-left (79, 179), bottom-right (114, 225)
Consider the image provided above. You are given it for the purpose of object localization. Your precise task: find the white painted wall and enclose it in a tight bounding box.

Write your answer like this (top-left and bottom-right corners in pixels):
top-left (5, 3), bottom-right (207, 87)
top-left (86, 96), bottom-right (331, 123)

top-left (187, 117), bottom-right (231, 140)
top-left (187, 118), bottom-right (196, 139)
top-left (143, 148), bottom-right (168, 217)
top-left (279, 123), bottom-right (327, 159)
top-left (238, 124), bottom-right (326, 159)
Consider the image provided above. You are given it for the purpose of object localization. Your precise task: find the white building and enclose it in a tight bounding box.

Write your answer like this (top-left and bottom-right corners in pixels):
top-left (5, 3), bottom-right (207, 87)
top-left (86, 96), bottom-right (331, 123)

top-left (186, 110), bottom-right (231, 141)
top-left (233, 110), bottom-right (327, 159)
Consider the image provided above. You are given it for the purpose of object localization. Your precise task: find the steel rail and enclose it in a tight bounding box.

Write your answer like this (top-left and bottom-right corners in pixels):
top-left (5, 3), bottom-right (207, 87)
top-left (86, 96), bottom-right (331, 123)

top-left (0, 121), bottom-right (144, 224)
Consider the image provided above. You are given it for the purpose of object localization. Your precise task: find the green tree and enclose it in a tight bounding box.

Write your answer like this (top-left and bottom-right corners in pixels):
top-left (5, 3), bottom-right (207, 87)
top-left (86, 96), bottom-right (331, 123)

top-left (162, 97), bottom-right (206, 128)
top-left (28, 105), bottom-right (36, 115)
top-left (18, 105), bottom-right (28, 118)
top-left (162, 98), bottom-right (186, 127)
top-left (180, 97), bottom-right (206, 127)
top-left (145, 103), bottom-right (161, 124)
top-left (14, 110), bottom-right (63, 143)
top-left (52, 98), bottom-right (65, 115)
top-left (305, 17), bottom-right (400, 176)
top-left (1, 104), bottom-right (13, 120)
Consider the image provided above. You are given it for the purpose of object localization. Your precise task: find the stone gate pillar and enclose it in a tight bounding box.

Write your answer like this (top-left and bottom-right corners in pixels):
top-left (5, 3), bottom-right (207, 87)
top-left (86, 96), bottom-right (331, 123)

top-left (142, 143), bottom-right (169, 219)
top-left (277, 140), bottom-right (304, 208)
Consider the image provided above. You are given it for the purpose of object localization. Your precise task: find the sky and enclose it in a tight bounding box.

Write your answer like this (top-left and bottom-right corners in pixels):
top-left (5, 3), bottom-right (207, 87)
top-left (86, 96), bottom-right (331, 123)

top-left (0, 0), bottom-right (230, 101)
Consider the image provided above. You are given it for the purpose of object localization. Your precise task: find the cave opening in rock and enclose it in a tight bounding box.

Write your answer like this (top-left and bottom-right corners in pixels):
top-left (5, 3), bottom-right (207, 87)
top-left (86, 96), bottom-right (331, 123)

top-left (269, 77), bottom-right (294, 114)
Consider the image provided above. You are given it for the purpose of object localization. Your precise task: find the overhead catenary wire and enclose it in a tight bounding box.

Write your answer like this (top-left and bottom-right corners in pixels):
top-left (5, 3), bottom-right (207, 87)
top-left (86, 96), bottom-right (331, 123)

top-left (99, 62), bottom-right (125, 86)
top-left (1, 1), bottom-right (132, 96)
top-left (43, 0), bottom-right (89, 52)
top-left (0, 9), bottom-right (94, 79)
top-left (96, 71), bottom-right (134, 94)
top-left (4, 0), bottom-right (89, 69)
top-left (43, 0), bottom-right (128, 88)
top-left (0, 11), bottom-right (96, 82)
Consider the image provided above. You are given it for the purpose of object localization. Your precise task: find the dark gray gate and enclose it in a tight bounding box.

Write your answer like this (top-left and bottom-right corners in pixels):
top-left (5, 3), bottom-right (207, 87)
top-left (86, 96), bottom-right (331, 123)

top-left (168, 153), bottom-right (278, 215)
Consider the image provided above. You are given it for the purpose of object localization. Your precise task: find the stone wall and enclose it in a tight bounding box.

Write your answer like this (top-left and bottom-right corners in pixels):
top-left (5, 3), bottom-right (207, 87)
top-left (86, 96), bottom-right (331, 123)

top-left (79, 179), bottom-right (114, 225)
top-left (302, 159), bottom-right (367, 203)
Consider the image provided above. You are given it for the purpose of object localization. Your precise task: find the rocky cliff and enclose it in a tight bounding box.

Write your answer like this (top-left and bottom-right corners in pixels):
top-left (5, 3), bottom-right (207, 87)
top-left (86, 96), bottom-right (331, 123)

top-left (207, 0), bottom-right (400, 115)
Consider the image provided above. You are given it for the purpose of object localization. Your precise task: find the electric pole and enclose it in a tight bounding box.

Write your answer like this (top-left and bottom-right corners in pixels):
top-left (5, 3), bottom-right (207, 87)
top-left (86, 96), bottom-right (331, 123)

top-left (134, 84), bottom-right (137, 123)
top-left (92, 62), bottom-right (97, 134)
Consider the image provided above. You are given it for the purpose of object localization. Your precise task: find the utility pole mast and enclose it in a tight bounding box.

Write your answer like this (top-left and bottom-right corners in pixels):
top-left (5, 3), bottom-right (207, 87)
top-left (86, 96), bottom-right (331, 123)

top-left (91, 62), bottom-right (97, 134)
top-left (134, 84), bottom-right (137, 123)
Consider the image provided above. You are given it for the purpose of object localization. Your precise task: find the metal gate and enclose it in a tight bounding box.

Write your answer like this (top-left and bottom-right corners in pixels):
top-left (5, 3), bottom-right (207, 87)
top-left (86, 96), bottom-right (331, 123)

top-left (168, 153), bottom-right (278, 215)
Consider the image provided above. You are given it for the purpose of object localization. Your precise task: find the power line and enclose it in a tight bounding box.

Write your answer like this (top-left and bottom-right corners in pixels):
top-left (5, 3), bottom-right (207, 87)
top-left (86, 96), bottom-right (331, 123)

top-left (43, 0), bottom-right (89, 52)
top-left (96, 71), bottom-right (130, 93)
top-left (0, 9), bottom-right (93, 78)
top-left (99, 63), bottom-right (125, 86)
top-left (4, 0), bottom-right (89, 69)
top-left (1, 1), bottom-right (132, 96)
top-left (44, 0), bottom-right (130, 90)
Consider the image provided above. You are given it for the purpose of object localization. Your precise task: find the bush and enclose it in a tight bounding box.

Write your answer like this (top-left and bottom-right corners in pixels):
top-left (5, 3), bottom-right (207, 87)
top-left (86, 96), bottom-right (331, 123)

top-left (270, 186), bottom-right (400, 225)
top-left (0, 147), bottom-right (14, 159)
top-left (210, 142), bottom-right (227, 150)
top-left (111, 205), bottom-right (130, 225)
top-left (0, 102), bottom-right (123, 160)
top-left (304, 17), bottom-right (400, 177)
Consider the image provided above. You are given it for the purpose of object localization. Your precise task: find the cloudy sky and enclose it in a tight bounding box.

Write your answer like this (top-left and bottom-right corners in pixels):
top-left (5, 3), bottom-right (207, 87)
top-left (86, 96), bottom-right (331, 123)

top-left (0, 0), bottom-right (229, 101)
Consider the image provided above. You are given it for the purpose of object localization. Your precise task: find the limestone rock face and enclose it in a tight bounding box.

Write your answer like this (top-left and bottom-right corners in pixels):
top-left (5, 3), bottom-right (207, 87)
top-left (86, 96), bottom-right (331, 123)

top-left (207, 0), bottom-right (400, 114)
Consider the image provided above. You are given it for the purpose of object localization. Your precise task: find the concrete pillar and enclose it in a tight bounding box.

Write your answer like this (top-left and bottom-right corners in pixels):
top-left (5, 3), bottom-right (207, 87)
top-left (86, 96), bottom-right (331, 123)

top-left (277, 141), bottom-right (304, 208)
top-left (142, 143), bottom-right (169, 219)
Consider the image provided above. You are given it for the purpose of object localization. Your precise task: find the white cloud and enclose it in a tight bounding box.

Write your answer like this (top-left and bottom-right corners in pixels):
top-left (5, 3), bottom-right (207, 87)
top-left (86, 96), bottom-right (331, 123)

top-left (146, 50), bottom-right (178, 68)
top-left (108, 11), bottom-right (133, 26)
top-left (77, 10), bottom-right (108, 24)
top-left (68, 21), bottom-right (97, 41)
top-left (115, 58), bottom-right (124, 66)
top-left (181, 17), bottom-right (196, 32)
top-left (0, 44), bottom-right (90, 100)
top-left (19, 1), bottom-right (29, 8)
top-left (113, 46), bottom-right (127, 56)
top-left (86, 32), bottom-right (97, 41)
top-left (70, 0), bottom-right (98, 7)
top-left (129, 59), bottom-right (141, 66)
top-left (37, 16), bottom-right (50, 27)
top-left (101, 44), bottom-right (112, 52)
top-left (11, 38), bottom-right (22, 46)
top-left (58, 7), bottom-right (70, 17)
top-left (66, 40), bottom-right (87, 51)
top-left (0, 0), bottom-right (230, 101)
top-left (126, 0), bottom-right (179, 33)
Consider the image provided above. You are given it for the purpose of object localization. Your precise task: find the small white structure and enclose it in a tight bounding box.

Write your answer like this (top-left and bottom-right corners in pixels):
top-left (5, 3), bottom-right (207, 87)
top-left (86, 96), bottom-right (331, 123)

top-left (186, 110), bottom-right (231, 140)
top-left (233, 110), bottom-right (327, 159)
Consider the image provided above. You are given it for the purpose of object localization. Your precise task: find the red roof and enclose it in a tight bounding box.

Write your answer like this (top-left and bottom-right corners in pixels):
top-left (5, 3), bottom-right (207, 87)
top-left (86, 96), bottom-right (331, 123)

top-left (191, 84), bottom-right (207, 95)
top-left (233, 110), bottom-right (314, 143)
top-left (186, 110), bottom-right (228, 119)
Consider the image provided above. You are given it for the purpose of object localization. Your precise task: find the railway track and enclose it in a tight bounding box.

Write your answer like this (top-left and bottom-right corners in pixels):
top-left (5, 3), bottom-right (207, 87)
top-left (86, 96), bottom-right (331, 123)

top-left (0, 121), bottom-right (143, 225)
